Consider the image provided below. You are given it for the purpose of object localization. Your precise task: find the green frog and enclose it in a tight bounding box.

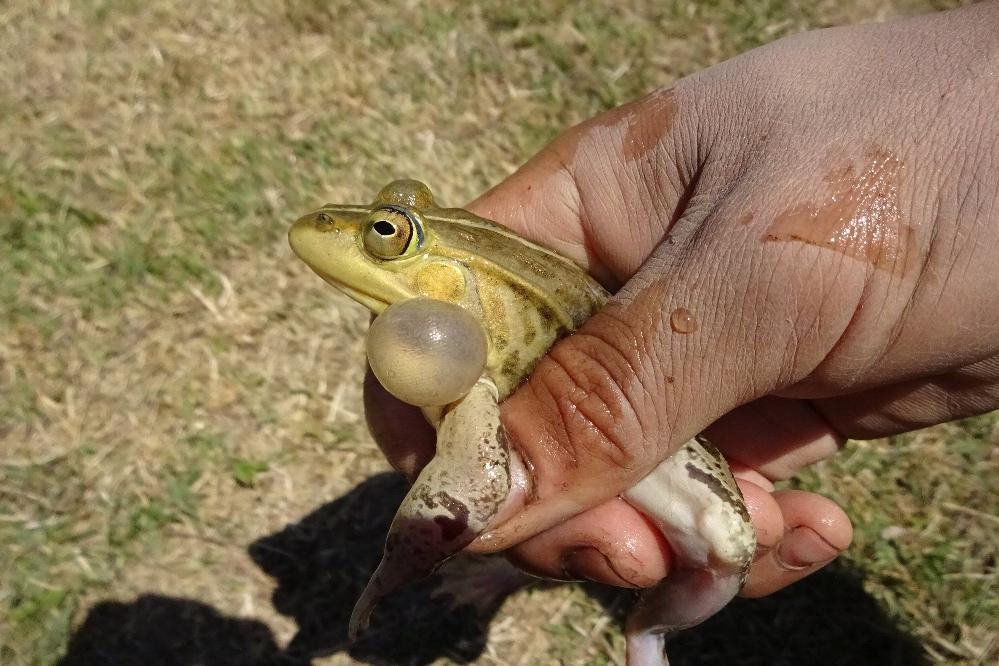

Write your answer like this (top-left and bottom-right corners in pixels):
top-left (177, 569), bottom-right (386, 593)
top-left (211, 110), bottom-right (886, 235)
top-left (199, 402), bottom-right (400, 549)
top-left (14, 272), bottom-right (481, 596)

top-left (288, 180), bottom-right (756, 666)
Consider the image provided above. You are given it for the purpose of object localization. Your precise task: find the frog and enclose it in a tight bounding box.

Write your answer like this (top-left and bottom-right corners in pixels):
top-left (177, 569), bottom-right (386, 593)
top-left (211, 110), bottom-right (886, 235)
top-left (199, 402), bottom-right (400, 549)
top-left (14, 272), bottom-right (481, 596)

top-left (288, 180), bottom-right (756, 666)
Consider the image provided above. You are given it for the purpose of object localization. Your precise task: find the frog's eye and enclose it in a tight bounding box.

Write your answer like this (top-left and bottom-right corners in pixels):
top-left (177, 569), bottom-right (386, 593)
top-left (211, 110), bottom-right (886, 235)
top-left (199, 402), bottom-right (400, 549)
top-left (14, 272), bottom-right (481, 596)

top-left (363, 205), bottom-right (425, 259)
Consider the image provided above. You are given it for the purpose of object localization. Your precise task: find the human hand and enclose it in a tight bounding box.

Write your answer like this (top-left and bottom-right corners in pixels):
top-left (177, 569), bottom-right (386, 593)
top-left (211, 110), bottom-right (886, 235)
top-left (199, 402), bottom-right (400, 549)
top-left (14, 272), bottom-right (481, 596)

top-left (366, 3), bottom-right (999, 598)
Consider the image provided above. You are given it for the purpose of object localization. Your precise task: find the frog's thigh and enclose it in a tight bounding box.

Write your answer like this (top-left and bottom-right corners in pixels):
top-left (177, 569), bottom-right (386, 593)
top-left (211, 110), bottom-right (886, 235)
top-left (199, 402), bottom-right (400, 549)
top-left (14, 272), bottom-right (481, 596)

top-left (367, 298), bottom-right (488, 406)
top-left (624, 441), bottom-right (752, 572)
top-left (621, 440), bottom-right (755, 665)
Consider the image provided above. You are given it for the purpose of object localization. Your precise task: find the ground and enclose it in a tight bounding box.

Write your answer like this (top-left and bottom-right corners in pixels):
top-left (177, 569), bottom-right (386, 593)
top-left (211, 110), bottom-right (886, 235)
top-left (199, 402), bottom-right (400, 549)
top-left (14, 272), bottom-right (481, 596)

top-left (0, 1), bottom-right (995, 664)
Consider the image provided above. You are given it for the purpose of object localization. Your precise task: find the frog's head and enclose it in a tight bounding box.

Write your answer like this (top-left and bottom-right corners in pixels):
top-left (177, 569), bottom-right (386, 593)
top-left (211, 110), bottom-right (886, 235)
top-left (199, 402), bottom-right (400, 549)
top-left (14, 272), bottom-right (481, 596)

top-left (289, 180), bottom-right (438, 313)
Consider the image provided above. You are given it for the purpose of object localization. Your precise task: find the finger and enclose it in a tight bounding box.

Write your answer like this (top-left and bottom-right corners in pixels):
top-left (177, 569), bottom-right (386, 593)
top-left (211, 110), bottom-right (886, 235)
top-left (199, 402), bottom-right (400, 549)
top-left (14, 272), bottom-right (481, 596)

top-left (468, 87), bottom-right (695, 289)
top-left (505, 496), bottom-right (671, 588)
top-left (707, 396), bottom-right (846, 481)
top-left (740, 489), bottom-right (853, 598)
top-left (813, 354), bottom-right (999, 438)
top-left (707, 357), bottom-right (999, 478)
top-left (362, 368), bottom-right (435, 481)
top-left (500, 477), bottom-right (784, 589)
top-left (476, 213), bottom-right (870, 553)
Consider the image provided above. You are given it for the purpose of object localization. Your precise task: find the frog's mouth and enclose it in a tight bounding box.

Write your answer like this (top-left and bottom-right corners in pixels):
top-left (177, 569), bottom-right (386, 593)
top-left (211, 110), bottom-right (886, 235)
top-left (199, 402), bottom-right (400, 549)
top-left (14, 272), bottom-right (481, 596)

top-left (317, 274), bottom-right (391, 313)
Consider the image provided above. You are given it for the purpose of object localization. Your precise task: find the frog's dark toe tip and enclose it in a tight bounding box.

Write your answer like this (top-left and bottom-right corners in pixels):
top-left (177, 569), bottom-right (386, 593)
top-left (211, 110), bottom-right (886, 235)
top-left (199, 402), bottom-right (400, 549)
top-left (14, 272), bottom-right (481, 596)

top-left (347, 590), bottom-right (376, 642)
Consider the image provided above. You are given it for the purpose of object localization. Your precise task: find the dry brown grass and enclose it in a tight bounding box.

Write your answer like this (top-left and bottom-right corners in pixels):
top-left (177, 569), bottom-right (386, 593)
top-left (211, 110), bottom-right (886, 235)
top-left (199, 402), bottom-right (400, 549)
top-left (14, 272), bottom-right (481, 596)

top-left (1, 1), bottom-right (994, 664)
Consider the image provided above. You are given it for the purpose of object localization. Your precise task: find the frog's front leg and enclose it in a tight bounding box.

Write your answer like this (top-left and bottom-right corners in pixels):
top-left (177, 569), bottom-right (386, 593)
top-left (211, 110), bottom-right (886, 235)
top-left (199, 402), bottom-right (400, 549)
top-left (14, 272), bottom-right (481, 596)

top-left (622, 438), bottom-right (756, 666)
top-left (349, 378), bottom-right (509, 637)
top-left (349, 299), bottom-right (512, 638)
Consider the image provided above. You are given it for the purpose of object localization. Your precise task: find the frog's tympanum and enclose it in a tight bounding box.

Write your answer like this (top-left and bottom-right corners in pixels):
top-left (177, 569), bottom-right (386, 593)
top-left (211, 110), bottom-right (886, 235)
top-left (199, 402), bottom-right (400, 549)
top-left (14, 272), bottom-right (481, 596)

top-left (289, 180), bottom-right (756, 666)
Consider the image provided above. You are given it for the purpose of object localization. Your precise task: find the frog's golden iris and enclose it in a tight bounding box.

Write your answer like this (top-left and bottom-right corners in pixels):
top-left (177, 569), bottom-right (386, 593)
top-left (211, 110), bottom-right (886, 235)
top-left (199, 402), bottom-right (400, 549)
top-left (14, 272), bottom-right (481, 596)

top-left (362, 205), bottom-right (423, 259)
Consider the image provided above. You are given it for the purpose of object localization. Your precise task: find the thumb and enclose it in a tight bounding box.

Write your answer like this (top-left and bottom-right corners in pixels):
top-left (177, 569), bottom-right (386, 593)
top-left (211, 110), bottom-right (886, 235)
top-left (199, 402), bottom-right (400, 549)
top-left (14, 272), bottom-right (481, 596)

top-left (480, 240), bottom-right (750, 551)
top-left (466, 94), bottom-right (865, 554)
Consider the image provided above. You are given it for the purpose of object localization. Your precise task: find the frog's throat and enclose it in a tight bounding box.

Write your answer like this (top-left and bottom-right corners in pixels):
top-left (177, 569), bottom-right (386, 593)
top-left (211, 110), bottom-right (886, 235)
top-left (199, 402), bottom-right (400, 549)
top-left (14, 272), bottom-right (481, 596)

top-left (348, 379), bottom-right (511, 639)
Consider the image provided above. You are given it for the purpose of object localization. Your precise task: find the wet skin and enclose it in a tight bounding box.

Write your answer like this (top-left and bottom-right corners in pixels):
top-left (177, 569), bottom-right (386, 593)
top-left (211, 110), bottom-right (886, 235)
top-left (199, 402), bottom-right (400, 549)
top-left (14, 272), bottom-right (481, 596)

top-left (367, 0), bottom-right (999, 617)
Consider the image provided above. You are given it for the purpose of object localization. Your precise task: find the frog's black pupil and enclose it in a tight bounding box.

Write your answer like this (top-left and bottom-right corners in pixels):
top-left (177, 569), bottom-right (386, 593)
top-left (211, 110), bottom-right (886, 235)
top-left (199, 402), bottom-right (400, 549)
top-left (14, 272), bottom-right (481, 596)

top-left (374, 220), bottom-right (395, 236)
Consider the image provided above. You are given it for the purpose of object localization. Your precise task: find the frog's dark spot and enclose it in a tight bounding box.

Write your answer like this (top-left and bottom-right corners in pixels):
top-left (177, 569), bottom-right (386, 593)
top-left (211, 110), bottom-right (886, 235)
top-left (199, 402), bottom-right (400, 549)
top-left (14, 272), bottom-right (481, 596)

top-left (416, 487), bottom-right (455, 512)
top-left (519, 254), bottom-right (555, 280)
top-left (434, 514), bottom-right (469, 542)
top-left (684, 461), bottom-right (751, 523)
top-left (523, 321), bottom-right (537, 345)
top-left (508, 282), bottom-right (531, 299)
top-left (501, 351), bottom-right (520, 379)
top-left (410, 488), bottom-right (471, 543)
top-left (385, 521), bottom-right (438, 554)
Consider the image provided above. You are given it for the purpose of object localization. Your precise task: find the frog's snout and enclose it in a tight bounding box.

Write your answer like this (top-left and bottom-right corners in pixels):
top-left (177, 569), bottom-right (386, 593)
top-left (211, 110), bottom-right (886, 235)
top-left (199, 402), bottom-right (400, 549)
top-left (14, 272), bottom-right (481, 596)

top-left (288, 215), bottom-right (308, 255)
top-left (288, 210), bottom-right (354, 277)
top-left (288, 212), bottom-right (326, 261)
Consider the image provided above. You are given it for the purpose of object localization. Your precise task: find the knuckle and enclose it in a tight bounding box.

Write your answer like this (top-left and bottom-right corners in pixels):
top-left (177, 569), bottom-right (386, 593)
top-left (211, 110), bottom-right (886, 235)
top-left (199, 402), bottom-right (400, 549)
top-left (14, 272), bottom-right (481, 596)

top-left (530, 329), bottom-right (657, 473)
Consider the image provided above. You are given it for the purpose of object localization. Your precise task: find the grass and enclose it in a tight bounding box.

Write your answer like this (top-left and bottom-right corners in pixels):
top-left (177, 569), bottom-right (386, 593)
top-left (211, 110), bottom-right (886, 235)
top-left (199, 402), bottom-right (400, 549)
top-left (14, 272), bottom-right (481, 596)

top-left (0, 0), bottom-right (994, 664)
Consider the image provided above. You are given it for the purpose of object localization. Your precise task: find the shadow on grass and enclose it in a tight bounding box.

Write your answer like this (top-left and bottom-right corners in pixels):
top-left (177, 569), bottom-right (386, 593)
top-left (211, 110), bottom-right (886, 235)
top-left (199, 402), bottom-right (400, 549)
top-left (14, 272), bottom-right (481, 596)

top-left (59, 594), bottom-right (302, 665)
top-left (248, 472), bottom-right (533, 664)
top-left (586, 563), bottom-right (928, 666)
top-left (58, 473), bottom-right (529, 666)
top-left (61, 472), bottom-right (926, 665)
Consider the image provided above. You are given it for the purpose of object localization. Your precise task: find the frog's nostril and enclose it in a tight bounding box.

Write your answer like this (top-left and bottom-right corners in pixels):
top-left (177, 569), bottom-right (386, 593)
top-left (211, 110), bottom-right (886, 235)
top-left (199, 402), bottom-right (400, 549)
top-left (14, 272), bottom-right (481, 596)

top-left (316, 211), bottom-right (332, 224)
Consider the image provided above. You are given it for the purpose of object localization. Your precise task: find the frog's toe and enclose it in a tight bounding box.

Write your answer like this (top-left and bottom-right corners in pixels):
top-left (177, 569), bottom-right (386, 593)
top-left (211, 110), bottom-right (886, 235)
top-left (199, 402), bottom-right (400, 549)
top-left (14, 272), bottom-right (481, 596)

top-left (625, 567), bottom-right (745, 666)
top-left (348, 582), bottom-right (377, 640)
top-left (428, 555), bottom-right (532, 612)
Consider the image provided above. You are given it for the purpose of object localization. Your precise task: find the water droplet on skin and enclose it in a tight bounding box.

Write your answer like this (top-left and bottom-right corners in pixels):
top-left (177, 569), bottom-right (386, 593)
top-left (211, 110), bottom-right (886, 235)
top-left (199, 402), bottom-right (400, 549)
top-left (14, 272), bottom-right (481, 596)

top-left (669, 307), bottom-right (697, 334)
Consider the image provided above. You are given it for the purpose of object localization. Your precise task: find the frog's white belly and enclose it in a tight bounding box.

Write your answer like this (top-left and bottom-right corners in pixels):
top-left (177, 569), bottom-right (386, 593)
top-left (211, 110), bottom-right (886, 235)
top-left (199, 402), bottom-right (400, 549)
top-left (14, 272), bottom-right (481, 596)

top-left (623, 441), bottom-right (752, 569)
top-left (620, 438), bottom-right (755, 666)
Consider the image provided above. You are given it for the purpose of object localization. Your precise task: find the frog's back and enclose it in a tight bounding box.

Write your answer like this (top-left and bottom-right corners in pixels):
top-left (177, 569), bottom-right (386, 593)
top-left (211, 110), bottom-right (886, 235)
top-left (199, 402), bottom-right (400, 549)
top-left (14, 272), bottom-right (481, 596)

top-left (428, 209), bottom-right (608, 397)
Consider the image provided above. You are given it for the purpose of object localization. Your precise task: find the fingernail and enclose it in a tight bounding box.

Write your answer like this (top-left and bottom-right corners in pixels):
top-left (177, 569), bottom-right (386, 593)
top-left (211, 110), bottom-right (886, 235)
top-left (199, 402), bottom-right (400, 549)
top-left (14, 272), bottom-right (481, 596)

top-left (476, 530), bottom-right (498, 546)
top-left (774, 526), bottom-right (840, 571)
top-left (563, 547), bottom-right (638, 588)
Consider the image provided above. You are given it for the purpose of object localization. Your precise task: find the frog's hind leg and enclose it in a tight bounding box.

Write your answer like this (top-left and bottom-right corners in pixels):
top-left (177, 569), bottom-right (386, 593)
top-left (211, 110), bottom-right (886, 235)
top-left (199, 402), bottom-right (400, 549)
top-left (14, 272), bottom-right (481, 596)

top-left (624, 568), bottom-right (745, 666)
top-left (622, 438), bottom-right (756, 666)
top-left (348, 379), bottom-right (511, 639)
